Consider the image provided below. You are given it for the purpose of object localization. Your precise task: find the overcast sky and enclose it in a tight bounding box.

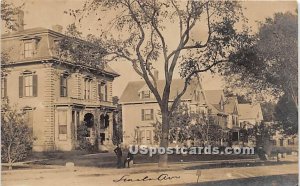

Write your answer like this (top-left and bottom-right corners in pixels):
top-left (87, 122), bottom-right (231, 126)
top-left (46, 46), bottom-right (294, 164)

top-left (6, 0), bottom-right (297, 97)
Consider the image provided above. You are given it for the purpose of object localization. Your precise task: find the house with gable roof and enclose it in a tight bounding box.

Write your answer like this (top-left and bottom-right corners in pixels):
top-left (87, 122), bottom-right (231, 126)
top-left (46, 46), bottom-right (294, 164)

top-left (203, 90), bottom-right (228, 129)
top-left (238, 103), bottom-right (264, 127)
top-left (119, 75), bottom-right (207, 146)
top-left (120, 70), bottom-right (264, 147)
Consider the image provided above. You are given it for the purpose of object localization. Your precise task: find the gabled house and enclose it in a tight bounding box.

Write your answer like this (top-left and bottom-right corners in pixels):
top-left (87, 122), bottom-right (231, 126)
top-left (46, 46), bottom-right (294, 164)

top-left (223, 97), bottom-right (240, 143)
top-left (204, 90), bottom-right (228, 129)
top-left (1, 18), bottom-right (119, 151)
top-left (224, 97), bottom-right (239, 129)
top-left (119, 77), bottom-right (205, 146)
top-left (238, 103), bottom-right (264, 128)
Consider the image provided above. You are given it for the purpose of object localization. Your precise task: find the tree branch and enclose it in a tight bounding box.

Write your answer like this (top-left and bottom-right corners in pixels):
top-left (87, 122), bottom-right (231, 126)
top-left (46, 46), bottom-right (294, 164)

top-left (127, 0), bottom-right (162, 104)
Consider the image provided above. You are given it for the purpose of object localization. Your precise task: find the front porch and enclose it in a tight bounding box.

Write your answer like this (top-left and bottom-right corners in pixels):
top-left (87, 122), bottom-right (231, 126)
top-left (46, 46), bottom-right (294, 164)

top-left (54, 104), bottom-right (118, 151)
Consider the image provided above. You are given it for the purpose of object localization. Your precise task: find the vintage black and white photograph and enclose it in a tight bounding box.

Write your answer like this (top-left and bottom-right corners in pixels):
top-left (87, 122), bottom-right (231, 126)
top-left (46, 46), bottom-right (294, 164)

top-left (1, 0), bottom-right (298, 185)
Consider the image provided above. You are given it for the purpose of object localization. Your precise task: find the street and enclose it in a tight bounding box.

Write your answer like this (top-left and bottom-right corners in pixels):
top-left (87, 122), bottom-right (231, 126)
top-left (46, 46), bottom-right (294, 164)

top-left (2, 161), bottom-right (298, 186)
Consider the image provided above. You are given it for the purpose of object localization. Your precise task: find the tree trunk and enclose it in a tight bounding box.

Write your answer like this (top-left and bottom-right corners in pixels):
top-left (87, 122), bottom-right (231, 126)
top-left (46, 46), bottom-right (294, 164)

top-left (8, 144), bottom-right (13, 170)
top-left (158, 109), bottom-right (170, 167)
top-left (8, 162), bottom-right (12, 170)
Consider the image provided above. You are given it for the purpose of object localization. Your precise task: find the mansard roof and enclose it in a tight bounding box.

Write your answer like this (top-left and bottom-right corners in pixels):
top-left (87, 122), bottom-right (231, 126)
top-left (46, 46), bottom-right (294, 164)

top-left (1, 27), bottom-right (119, 78)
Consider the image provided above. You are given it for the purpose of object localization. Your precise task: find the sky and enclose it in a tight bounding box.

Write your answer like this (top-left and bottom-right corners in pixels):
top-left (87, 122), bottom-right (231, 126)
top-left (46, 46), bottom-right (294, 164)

top-left (6, 0), bottom-right (298, 97)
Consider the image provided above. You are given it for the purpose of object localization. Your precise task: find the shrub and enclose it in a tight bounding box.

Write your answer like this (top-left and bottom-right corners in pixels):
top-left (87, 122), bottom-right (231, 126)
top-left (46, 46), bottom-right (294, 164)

top-left (1, 103), bottom-right (33, 170)
top-left (76, 122), bottom-right (97, 152)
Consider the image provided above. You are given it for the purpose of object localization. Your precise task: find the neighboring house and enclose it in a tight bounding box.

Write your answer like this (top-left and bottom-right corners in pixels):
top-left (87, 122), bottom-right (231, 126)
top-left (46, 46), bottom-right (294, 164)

top-left (119, 76), bottom-right (206, 146)
top-left (204, 90), bottom-right (228, 129)
top-left (271, 131), bottom-right (298, 151)
top-left (238, 103), bottom-right (264, 127)
top-left (120, 75), bottom-right (261, 146)
top-left (224, 97), bottom-right (240, 143)
top-left (1, 19), bottom-right (119, 151)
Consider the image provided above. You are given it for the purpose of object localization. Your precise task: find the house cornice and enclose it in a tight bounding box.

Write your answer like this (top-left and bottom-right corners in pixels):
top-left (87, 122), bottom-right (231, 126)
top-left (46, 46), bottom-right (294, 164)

top-left (2, 57), bottom-right (120, 78)
top-left (1, 28), bottom-right (65, 40)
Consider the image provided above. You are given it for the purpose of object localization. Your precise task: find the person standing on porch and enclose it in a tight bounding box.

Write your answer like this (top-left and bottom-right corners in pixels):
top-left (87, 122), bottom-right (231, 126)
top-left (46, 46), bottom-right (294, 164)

top-left (114, 144), bottom-right (123, 168)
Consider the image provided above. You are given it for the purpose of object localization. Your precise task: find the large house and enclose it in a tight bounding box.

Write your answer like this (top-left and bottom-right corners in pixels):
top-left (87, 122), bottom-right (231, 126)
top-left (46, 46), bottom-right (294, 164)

top-left (119, 76), bottom-right (207, 146)
top-left (119, 73), bottom-right (258, 146)
top-left (1, 18), bottom-right (119, 151)
top-left (120, 74), bottom-right (265, 146)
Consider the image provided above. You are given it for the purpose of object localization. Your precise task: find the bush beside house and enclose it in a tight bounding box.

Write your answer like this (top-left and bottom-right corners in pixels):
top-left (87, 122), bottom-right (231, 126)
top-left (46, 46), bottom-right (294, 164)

top-left (1, 102), bottom-right (33, 170)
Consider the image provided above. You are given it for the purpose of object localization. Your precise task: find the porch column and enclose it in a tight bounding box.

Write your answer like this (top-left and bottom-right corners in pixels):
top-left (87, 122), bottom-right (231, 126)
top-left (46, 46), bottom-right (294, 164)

top-left (108, 112), bottom-right (114, 144)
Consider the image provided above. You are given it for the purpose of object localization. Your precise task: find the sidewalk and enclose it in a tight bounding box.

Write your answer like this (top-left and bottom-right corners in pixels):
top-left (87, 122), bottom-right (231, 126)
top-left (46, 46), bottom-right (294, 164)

top-left (2, 151), bottom-right (258, 171)
top-left (2, 155), bottom-right (297, 176)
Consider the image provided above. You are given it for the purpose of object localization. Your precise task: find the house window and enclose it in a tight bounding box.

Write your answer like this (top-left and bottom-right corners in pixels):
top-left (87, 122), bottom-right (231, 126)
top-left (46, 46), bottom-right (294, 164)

top-left (146, 130), bottom-right (152, 144)
top-left (140, 130), bottom-right (145, 143)
top-left (60, 75), bottom-right (68, 97)
top-left (58, 110), bottom-right (68, 140)
top-left (98, 82), bottom-right (108, 101)
top-left (288, 139), bottom-right (295, 145)
top-left (24, 75), bottom-right (33, 96)
top-left (280, 139), bottom-right (284, 146)
top-left (23, 109), bottom-right (33, 134)
top-left (232, 115), bottom-right (237, 126)
top-left (142, 109), bottom-right (154, 121)
top-left (1, 77), bottom-right (7, 98)
top-left (232, 132), bottom-right (239, 141)
top-left (84, 78), bottom-right (92, 99)
top-left (19, 73), bottom-right (37, 97)
top-left (194, 90), bottom-right (200, 101)
top-left (141, 90), bottom-right (151, 99)
top-left (220, 100), bottom-right (224, 110)
top-left (24, 42), bottom-right (34, 58)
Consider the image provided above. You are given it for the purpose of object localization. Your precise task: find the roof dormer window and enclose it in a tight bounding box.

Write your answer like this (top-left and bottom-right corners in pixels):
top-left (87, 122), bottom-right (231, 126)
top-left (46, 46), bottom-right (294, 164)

top-left (24, 42), bottom-right (34, 58)
top-left (220, 96), bottom-right (224, 110)
top-left (21, 36), bottom-right (41, 59)
top-left (141, 90), bottom-right (151, 99)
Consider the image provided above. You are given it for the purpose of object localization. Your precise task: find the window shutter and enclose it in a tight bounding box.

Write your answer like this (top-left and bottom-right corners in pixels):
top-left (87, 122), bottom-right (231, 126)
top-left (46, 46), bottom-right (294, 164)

top-left (98, 83), bottom-right (101, 99)
top-left (60, 76), bottom-right (63, 97)
top-left (65, 77), bottom-right (68, 97)
top-left (4, 78), bottom-right (7, 97)
top-left (141, 109), bottom-right (144, 121)
top-left (32, 75), bottom-right (38, 97)
top-left (104, 84), bottom-right (108, 101)
top-left (151, 109), bottom-right (154, 120)
top-left (19, 76), bottom-right (23, 98)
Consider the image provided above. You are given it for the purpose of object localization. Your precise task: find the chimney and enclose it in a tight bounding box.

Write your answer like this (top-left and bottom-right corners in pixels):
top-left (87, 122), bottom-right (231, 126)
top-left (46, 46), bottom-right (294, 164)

top-left (52, 25), bottom-right (63, 33)
top-left (15, 10), bottom-right (24, 31)
top-left (154, 70), bottom-right (159, 82)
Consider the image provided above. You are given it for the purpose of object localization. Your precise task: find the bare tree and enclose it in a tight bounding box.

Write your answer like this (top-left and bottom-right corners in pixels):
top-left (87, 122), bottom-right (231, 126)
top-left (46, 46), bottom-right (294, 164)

top-left (67, 0), bottom-right (249, 166)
